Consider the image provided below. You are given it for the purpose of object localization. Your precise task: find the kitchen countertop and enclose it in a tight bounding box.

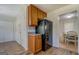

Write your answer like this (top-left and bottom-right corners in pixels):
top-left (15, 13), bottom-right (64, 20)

top-left (28, 33), bottom-right (41, 36)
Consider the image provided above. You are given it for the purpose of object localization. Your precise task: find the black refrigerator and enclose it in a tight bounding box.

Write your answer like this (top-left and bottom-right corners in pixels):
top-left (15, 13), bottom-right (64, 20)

top-left (36, 19), bottom-right (53, 51)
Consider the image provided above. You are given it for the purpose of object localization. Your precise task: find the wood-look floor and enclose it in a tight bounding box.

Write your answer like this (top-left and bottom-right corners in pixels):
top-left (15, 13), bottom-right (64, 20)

top-left (0, 41), bottom-right (78, 55)
top-left (35, 47), bottom-right (77, 55)
top-left (60, 42), bottom-right (78, 53)
top-left (0, 41), bottom-right (28, 55)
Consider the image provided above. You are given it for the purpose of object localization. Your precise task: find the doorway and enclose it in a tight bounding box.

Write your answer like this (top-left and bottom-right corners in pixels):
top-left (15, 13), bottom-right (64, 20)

top-left (59, 11), bottom-right (78, 54)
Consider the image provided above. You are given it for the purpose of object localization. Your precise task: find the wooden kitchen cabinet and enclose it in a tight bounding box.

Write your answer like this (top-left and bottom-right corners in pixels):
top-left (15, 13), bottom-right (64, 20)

top-left (35, 35), bottom-right (42, 52)
top-left (28, 5), bottom-right (38, 26)
top-left (37, 9), bottom-right (43, 20)
top-left (28, 4), bottom-right (47, 26)
top-left (28, 35), bottom-right (36, 53)
top-left (37, 9), bottom-right (47, 20)
top-left (28, 34), bottom-right (42, 54)
top-left (43, 12), bottom-right (47, 18)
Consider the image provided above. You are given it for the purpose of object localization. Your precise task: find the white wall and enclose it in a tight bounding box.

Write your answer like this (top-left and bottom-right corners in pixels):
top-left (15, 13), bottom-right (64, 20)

top-left (47, 5), bottom-right (79, 53)
top-left (0, 4), bottom-right (29, 50)
top-left (15, 5), bottom-right (28, 50)
top-left (47, 15), bottom-right (60, 47)
top-left (0, 20), bottom-right (15, 42)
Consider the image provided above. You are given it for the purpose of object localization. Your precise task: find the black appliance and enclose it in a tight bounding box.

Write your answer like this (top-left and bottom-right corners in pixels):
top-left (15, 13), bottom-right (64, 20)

top-left (36, 19), bottom-right (52, 51)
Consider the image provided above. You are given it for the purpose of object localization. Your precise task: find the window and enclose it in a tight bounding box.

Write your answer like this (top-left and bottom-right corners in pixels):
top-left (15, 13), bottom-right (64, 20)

top-left (64, 22), bottom-right (74, 33)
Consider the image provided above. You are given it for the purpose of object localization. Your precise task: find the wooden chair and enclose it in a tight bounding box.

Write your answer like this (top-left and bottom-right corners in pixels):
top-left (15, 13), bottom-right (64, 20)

top-left (65, 31), bottom-right (78, 48)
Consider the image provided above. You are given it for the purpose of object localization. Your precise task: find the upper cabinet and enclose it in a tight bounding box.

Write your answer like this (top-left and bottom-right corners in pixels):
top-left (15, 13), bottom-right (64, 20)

top-left (28, 5), bottom-right (38, 26)
top-left (28, 4), bottom-right (47, 26)
top-left (37, 9), bottom-right (43, 20)
top-left (37, 9), bottom-right (47, 20)
top-left (43, 12), bottom-right (47, 18)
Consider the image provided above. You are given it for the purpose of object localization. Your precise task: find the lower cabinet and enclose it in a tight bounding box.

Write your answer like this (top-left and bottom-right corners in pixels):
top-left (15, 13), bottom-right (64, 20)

top-left (28, 34), bottom-right (42, 54)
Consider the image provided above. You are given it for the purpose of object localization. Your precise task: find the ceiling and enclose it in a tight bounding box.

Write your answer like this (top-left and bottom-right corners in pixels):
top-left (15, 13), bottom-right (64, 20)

top-left (0, 5), bottom-right (23, 22)
top-left (0, 5), bottom-right (21, 17)
top-left (34, 4), bottom-right (69, 13)
top-left (0, 4), bottom-right (69, 17)
top-left (0, 4), bottom-right (69, 22)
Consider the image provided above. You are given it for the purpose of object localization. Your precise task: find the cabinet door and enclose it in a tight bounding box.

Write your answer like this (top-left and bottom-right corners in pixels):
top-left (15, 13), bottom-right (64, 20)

top-left (37, 9), bottom-right (47, 20)
top-left (28, 5), bottom-right (38, 26)
top-left (43, 12), bottom-right (47, 18)
top-left (37, 9), bottom-right (43, 20)
top-left (35, 35), bottom-right (42, 52)
top-left (38, 35), bottom-right (42, 50)
top-left (37, 9), bottom-right (41, 20)
top-left (41, 11), bottom-right (44, 19)
top-left (31, 5), bottom-right (38, 26)
top-left (28, 35), bottom-right (36, 53)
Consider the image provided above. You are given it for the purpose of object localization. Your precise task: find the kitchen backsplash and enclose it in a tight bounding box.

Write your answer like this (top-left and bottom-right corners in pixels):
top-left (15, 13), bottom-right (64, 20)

top-left (28, 27), bottom-right (36, 34)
